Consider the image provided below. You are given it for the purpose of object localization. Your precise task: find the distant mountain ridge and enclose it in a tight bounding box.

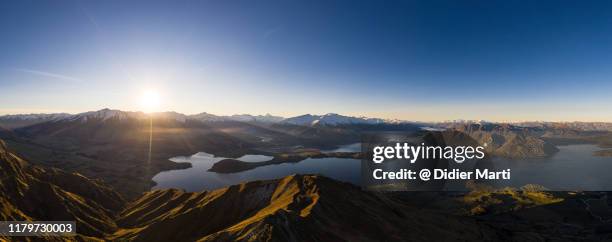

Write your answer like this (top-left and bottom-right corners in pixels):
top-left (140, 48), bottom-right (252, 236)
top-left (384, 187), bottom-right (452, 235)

top-left (514, 121), bottom-right (612, 131)
top-left (3, 109), bottom-right (612, 131)
top-left (436, 120), bottom-right (612, 132)
top-left (190, 112), bottom-right (284, 123)
top-left (0, 113), bottom-right (72, 129)
top-left (0, 113), bottom-right (72, 120)
top-left (68, 108), bottom-right (143, 122)
top-left (0, 109), bottom-right (402, 128)
top-left (282, 113), bottom-right (386, 126)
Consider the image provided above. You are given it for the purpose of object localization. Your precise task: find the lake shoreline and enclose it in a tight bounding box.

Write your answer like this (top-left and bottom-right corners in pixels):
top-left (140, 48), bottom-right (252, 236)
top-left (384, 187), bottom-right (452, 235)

top-left (209, 150), bottom-right (362, 173)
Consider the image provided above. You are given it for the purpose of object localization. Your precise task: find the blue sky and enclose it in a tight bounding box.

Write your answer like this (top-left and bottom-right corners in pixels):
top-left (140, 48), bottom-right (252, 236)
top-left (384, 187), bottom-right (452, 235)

top-left (1, 0), bottom-right (611, 121)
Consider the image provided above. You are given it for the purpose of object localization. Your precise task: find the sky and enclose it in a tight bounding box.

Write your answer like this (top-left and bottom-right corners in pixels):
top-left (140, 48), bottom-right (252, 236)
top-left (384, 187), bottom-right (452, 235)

top-left (1, 0), bottom-right (611, 122)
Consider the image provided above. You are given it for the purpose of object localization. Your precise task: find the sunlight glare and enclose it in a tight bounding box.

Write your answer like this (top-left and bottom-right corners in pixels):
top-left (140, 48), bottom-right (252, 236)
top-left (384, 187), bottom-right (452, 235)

top-left (139, 89), bottom-right (161, 113)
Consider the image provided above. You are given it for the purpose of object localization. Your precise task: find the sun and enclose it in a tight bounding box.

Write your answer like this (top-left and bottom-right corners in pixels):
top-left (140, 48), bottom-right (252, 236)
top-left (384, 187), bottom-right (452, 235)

top-left (139, 89), bottom-right (161, 113)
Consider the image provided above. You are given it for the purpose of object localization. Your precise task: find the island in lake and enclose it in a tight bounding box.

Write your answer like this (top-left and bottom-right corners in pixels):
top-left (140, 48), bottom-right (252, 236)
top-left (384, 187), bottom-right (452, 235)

top-left (209, 149), bottom-right (362, 173)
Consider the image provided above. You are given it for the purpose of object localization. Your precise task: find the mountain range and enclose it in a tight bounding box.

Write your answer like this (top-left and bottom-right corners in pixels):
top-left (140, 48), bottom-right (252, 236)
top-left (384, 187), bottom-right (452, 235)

top-left (0, 109), bottom-right (398, 130)
top-left (4, 109), bottom-right (612, 131)
top-left (0, 113), bottom-right (72, 129)
top-left (281, 113), bottom-right (386, 126)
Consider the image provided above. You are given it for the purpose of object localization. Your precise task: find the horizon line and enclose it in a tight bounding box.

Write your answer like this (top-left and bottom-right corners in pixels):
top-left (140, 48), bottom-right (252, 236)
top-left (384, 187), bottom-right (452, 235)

top-left (1, 107), bottom-right (612, 124)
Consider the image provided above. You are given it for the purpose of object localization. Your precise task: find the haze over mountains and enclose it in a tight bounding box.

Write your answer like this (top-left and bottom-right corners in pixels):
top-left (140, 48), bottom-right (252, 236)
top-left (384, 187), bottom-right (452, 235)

top-left (0, 109), bottom-right (399, 130)
top-left (0, 113), bottom-right (72, 129)
top-left (282, 113), bottom-right (387, 126)
top-left (3, 108), bottom-right (612, 131)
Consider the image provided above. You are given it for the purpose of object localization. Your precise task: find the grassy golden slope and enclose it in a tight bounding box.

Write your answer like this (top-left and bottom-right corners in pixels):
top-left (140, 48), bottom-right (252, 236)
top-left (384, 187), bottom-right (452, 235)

top-left (112, 174), bottom-right (499, 242)
top-left (0, 140), bottom-right (125, 240)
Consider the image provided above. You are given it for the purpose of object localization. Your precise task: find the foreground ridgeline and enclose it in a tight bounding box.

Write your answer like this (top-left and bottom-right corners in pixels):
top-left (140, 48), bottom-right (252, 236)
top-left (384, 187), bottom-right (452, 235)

top-left (113, 175), bottom-right (498, 241)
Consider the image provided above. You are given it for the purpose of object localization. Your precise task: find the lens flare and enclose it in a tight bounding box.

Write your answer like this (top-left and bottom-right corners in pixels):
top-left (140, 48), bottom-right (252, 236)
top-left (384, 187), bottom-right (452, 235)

top-left (139, 90), bottom-right (160, 113)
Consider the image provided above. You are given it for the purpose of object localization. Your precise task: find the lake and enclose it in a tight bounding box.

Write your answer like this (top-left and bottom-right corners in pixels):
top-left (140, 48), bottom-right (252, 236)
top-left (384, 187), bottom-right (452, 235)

top-left (493, 144), bottom-right (612, 190)
top-left (152, 152), bottom-right (361, 192)
top-left (152, 144), bottom-right (612, 192)
top-left (322, 143), bottom-right (361, 152)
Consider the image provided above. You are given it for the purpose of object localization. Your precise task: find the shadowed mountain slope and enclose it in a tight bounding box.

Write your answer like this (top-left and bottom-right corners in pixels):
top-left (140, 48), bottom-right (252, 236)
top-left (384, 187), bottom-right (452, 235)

top-left (0, 139), bottom-right (125, 239)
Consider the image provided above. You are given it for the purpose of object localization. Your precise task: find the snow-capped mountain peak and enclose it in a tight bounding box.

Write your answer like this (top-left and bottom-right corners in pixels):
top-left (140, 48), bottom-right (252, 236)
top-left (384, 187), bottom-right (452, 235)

top-left (0, 113), bottom-right (72, 121)
top-left (1, 109), bottom-right (407, 128)
top-left (282, 113), bottom-right (387, 126)
top-left (153, 111), bottom-right (188, 122)
top-left (68, 108), bottom-right (141, 122)
top-left (188, 113), bottom-right (284, 123)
